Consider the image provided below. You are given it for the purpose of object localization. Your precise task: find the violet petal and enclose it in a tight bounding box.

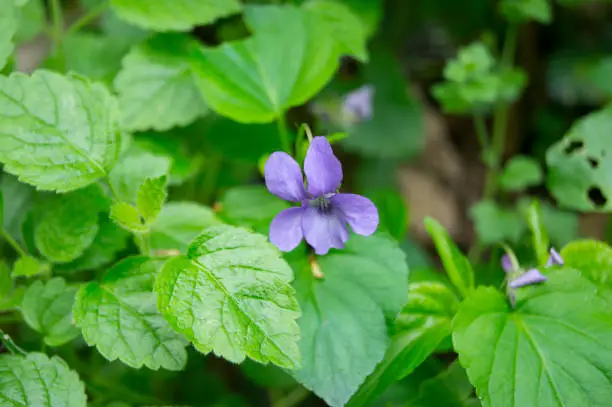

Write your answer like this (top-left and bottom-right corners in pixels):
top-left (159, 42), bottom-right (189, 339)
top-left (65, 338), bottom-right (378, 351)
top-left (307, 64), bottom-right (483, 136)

top-left (331, 193), bottom-right (379, 236)
top-left (301, 206), bottom-right (349, 255)
top-left (342, 84), bottom-right (375, 121)
top-left (304, 136), bottom-right (343, 197)
top-left (545, 248), bottom-right (564, 267)
top-left (509, 268), bottom-right (548, 288)
top-left (501, 255), bottom-right (513, 273)
top-left (264, 152), bottom-right (306, 202)
top-left (269, 207), bottom-right (305, 252)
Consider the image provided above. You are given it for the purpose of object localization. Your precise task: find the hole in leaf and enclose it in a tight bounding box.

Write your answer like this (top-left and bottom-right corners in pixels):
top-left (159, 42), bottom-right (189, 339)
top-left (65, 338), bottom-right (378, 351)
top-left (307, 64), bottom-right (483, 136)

top-left (588, 157), bottom-right (599, 168)
top-left (564, 140), bottom-right (583, 155)
top-left (588, 187), bottom-right (607, 207)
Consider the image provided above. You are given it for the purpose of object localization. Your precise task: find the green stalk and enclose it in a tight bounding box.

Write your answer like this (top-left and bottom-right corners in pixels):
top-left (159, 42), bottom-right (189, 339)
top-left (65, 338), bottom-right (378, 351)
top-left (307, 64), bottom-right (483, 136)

top-left (64, 1), bottom-right (110, 38)
top-left (0, 329), bottom-right (27, 355)
top-left (0, 229), bottom-right (27, 257)
top-left (272, 387), bottom-right (310, 407)
top-left (50, 0), bottom-right (66, 70)
top-left (276, 114), bottom-right (291, 154)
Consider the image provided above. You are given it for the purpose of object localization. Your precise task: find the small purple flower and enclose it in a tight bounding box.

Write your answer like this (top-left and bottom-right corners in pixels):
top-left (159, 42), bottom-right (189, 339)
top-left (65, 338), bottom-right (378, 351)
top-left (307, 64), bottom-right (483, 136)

top-left (342, 85), bottom-right (375, 122)
top-left (264, 136), bottom-right (379, 255)
top-left (545, 248), bottom-right (564, 267)
top-left (501, 254), bottom-right (513, 273)
top-left (503, 248), bottom-right (564, 289)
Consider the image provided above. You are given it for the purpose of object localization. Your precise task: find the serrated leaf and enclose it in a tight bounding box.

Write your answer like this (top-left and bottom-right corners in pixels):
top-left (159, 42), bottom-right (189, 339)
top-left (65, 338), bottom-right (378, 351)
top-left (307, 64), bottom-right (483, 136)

top-left (114, 34), bottom-right (208, 132)
top-left (110, 0), bottom-right (242, 31)
top-left (453, 269), bottom-right (612, 407)
top-left (34, 185), bottom-right (108, 263)
top-left (137, 175), bottom-right (167, 225)
top-left (0, 70), bottom-right (122, 192)
top-left (12, 255), bottom-right (50, 278)
top-left (109, 148), bottom-right (171, 203)
top-left (149, 202), bottom-right (222, 253)
top-left (0, 0), bottom-right (17, 71)
top-left (218, 186), bottom-right (289, 235)
top-left (348, 281), bottom-right (458, 407)
top-left (110, 201), bottom-right (147, 233)
top-left (469, 200), bottom-right (525, 245)
top-left (155, 225), bottom-right (301, 369)
top-left (289, 234), bottom-right (408, 407)
top-left (73, 256), bottom-right (188, 370)
top-left (0, 352), bottom-right (87, 407)
top-left (499, 155), bottom-right (543, 192)
top-left (561, 239), bottom-right (612, 290)
top-left (192, 5), bottom-right (342, 123)
top-left (21, 277), bottom-right (80, 346)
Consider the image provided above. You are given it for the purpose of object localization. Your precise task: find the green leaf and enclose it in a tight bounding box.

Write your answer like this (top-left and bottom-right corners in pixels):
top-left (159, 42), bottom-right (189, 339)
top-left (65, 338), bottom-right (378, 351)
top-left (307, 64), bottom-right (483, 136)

top-left (406, 362), bottom-right (479, 407)
top-left (114, 34), bottom-right (208, 132)
top-left (453, 269), bottom-right (612, 407)
top-left (137, 175), bottom-right (167, 224)
top-left (218, 186), bottom-right (289, 235)
top-left (110, 0), bottom-right (242, 31)
top-left (149, 202), bottom-right (222, 253)
top-left (0, 70), bottom-right (122, 192)
top-left (469, 200), bottom-right (525, 245)
top-left (499, 155), bottom-right (543, 191)
top-left (523, 199), bottom-right (549, 266)
top-left (500, 0), bottom-right (551, 24)
top-left (0, 352), bottom-right (87, 406)
top-left (546, 107), bottom-right (612, 211)
top-left (348, 281), bottom-right (459, 407)
top-left (73, 256), bottom-right (188, 370)
top-left (367, 189), bottom-right (408, 241)
top-left (110, 201), bottom-right (147, 233)
top-left (109, 148), bottom-right (171, 203)
top-left (12, 255), bottom-right (50, 278)
top-left (192, 4), bottom-right (341, 123)
top-left (14, 0), bottom-right (45, 43)
top-left (35, 186), bottom-right (108, 263)
top-left (155, 225), bottom-right (301, 369)
top-left (0, 187), bottom-right (3, 227)
top-left (1, 174), bottom-right (33, 240)
top-left (0, 0), bottom-right (17, 71)
top-left (443, 43), bottom-right (495, 83)
top-left (424, 217), bottom-right (474, 298)
top-left (0, 262), bottom-right (11, 298)
top-left (327, 0), bottom-right (382, 37)
top-left (289, 234), bottom-right (408, 407)
top-left (21, 277), bottom-right (80, 346)
top-left (561, 239), bottom-right (612, 291)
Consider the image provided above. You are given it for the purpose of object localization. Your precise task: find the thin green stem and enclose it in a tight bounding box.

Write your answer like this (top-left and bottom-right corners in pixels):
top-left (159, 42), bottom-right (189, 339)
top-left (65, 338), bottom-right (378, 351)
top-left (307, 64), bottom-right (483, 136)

top-left (64, 1), bottom-right (109, 39)
top-left (276, 114), bottom-right (291, 154)
top-left (103, 176), bottom-right (121, 202)
top-left (0, 329), bottom-right (27, 355)
top-left (138, 233), bottom-right (151, 256)
top-left (473, 114), bottom-right (489, 153)
top-left (1, 229), bottom-right (27, 257)
top-left (50, 0), bottom-right (65, 68)
top-left (272, 387), bottom-right (310, 407)
top-left (0, 313), bottom-right (22, 324)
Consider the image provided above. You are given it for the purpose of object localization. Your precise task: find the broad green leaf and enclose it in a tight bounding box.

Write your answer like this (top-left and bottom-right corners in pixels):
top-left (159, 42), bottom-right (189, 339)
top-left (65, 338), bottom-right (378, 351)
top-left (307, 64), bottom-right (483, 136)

top-left (109, 148), bottom-right (171, 202)
top-left (110, 0), bottom-right (242, 31)
top-left (326, 0), bottom-right (382, 37)
top-left (0, 0), bottom-right (17, 70)
top-left (155, 225), bottom-right (301, 369)
top-left (424, 217), bottom-right (474, 298)
top-left (367, 189), bottom-right (408, 241)
top-left (523, 199), bottom-right (549, 266)
top-left (561, 239), bottom-right (612, 290)
top-left (218, 186), bottom-right (289, 235)
top-left (35, 186), bottom-right (109, 263)
top-left (406, 362), bottom-right (480, 407)
top-left (114, 34), bottom-right (208, 132)
top-left (12, 255), bottom-right (49, 278)
top-left (14, 0), bottom-right (45, 43)
top-left (348, 281), bottom-right (459, 407)
top-left (192, 5), bottom-right (341, 123)
top-left (469, 200), bottom-right (525, 245)
top-left (137, 175), bottom-right (167, 224)
top-left (499, 155), bottom-right (543, 192)
top-left (290, 234), bottom-right (408, 407)
top-left (110, 201), bottom-right (147, 233)
top-left (453, 269), bottom-right (612, 407)
top-left (0, 352), bottom-right (86, 407)
top-left (546, 107), bottom-right (612, 211)
top-left (0, 70), bottom-right (122, 192)
top-left (500, 0), bottom-right (551, 24)
top-left (21, 277), bottom-right (80, 346)
top-left (73, 257), bottom-right (188, 370)
top-left (149, 202), bottom-right (222, 253)
top-left (1, 174), bottom-right (33, 240)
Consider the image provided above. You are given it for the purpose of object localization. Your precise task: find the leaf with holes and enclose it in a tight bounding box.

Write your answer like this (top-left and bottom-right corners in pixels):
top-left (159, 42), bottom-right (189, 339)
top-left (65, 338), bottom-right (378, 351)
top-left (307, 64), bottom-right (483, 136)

top-left (21, 277), bottom-right (80, 346)
top-left (0, 70), bottom-right (122, 192)
top-left (73, 257), bottom-right (188, 370)
top-left (453, 268), bottom-right (612, 407)
top-left (110, 0), bottom-right (242, 31)
top-left (289, 234), bottom-right (408, 407)
top-left (0, 352), bottom-right (87, 407)
top-left (114, 34), bottom-right (208, 132)
top-left (546, 107), bottom-right (612, 211)
top-left (155, 225), bottom-right (301, 369)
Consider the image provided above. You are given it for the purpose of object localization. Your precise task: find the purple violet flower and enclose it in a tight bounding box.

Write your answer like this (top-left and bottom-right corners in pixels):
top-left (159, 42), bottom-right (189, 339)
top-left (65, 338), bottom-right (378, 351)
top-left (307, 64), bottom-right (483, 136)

top-left (503, 248), bottom-right (564, 289)
top-left (342, 85), bottom-right (375, 122)
top-left (545, 248), bottom-right (564, 267)
top-left (264, 136), bottom-right (379, 255)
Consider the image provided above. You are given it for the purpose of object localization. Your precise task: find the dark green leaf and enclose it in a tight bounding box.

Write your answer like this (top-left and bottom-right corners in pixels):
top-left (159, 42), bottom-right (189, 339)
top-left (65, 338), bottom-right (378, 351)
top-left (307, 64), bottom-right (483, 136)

top-left (500, 0), bottom-right (551, 24)
top-left (499, 155), bottom-right (543, 192)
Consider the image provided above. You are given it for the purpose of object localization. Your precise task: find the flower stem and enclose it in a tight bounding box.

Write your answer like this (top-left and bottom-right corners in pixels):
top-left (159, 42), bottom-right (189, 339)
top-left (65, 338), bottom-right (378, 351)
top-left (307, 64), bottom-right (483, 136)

top-left (103, 176), bottom-right (121, 202)
top-left (272, 387), bottom-right (310, 407)
top-left (50, 0), bottom-right (65, 69)
top-left (64, 1), bottom-right (110, 38)
top-left (276, 114), bottom-right (291, 154)
top-left (0, 229), bottom-right (27, 257)
top-left (0, 329), bottom-right (27, 355)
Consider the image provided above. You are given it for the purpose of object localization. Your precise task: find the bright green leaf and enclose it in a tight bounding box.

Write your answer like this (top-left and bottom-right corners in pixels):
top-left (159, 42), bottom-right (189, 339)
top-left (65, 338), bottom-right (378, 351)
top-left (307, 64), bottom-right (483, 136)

top-left (155, 225), bottom-right (301, 369)
top-left (348, 281), bottom-right (458, 407)
top-left (12, 255), bottom-right (49, 278)
top-left (0, 70), bottom-right (122, 192)
top-left (453, 269), bottom-right (612, 407)
top-left (327, 0), bottom-right (382, 37)
top-left (109, 148), bottom-right (171, 203)
top-left (469, 200), bottom-right (525, 245)
top-left (21, 277), bottom-right (80, 346)
top-left (499, 155), bottom-right (543, 191)
top-left (110, 201), bottom-right (147, 233)
top-left (424, 217), bottom-right (474, 298)
top-left (0, 0), bottom-right (17, 71)
top-left (290, 234), bottom-right (408, 407)
top-left (0, 352), bottom-right (87, 406)
top-left (137, 175), bottom-right (167, 224)
top-left (73, 257), bottom-right (188, 370)
top-left (110, 0), bottom-right (242, 31)
top-left (114, 34), bottom-right (208, 132)
top-left (561, 239), bottom-right (612, 291)
top-left (500, 0), bottom-right (551, 24)
top-left (444, 43), bottom-right (495, 83)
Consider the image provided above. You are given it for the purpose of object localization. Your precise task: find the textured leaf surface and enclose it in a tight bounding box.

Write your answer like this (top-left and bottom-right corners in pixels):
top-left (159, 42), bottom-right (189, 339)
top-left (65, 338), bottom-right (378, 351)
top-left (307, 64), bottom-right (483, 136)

top-left (73, 257), bottom-right (187, 370)
top-left (110, 0), bottom-right (242, 31)
top-left (109, 148), bottom-right (171, 203)
top-left (0, 70), bottom-right (122, 192)
top-left (290, 234), bottom-right (409, 407)
top-left (110, 201), bottom-right (147, 233)
top-left (0, 352), bottom-right (87, 407)
top-left (137, 175), bottom-right (167, 224)
top-left (0, 0), bottom-right (17, 70)
top-left (155, 225), bottom-right (301, 368)
top-left (21, 277), bottom-right (80, 346)
top-left (453, 269), bottom-right (612, 407)
top-left (114, 34), bottom-right (207, 132)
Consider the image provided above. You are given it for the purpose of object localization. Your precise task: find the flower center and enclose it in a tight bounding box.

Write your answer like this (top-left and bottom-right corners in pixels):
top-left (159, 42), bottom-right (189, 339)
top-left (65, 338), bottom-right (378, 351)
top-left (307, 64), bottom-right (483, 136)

top-left (308, 195), bottom-right (332, 214)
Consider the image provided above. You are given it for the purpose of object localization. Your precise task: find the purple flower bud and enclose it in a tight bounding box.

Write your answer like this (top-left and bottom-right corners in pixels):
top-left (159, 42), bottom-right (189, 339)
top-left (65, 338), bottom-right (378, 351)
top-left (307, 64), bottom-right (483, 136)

top-left (264, 136), bottom-right (379, 255)
top-left (342, 85), bottom-right (375, 122)
top-left (545, 248), bottom-right (564, 267)
top-left (501, 255), bottom-right (513, 273)
top-left (508, 268), bottom-right (548, 289)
